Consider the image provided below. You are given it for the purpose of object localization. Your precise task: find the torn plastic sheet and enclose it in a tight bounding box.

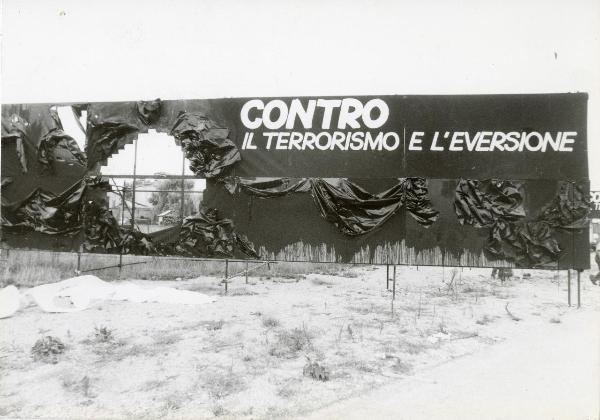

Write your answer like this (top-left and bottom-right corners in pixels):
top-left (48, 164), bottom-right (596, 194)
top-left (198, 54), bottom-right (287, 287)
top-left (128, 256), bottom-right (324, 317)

top-left (310, 178), bottom-right (404, 236)
top-left (38, 128), bottom-right (87, 173)
top-left (19, 275), bottom-right (218, 315)
top-left (171, 208), bottom-right (259, 258)
top-left (1, 177), bottom-right (13, 189)
top-left (1, 114), bottom-right (30, 173)
top-left (86, 118), bottom-right (140, 168)
top-left (170, 112), bottom-right (240, 178)
top-left (537, 181), bottom-right (590, 230)
top-left (454, 179), bottom-right (526, 228)
top-left (136, 99), bottom-right (162, 125)
top-left (1, 179), bottom-right (87, 235)
top-left (485, 220), bottom-right (561, 268)
top-left (223, 177), bottom-right (311, 197)
top-left (224, 177), bottom-right (438, 236)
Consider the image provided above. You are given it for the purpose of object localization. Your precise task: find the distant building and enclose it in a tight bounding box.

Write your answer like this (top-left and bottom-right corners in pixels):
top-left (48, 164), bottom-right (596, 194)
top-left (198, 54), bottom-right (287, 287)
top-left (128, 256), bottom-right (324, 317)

top-left (157, 209), bottom-right (174, 225)
top-left (110, 200), bottom-right (155, 225)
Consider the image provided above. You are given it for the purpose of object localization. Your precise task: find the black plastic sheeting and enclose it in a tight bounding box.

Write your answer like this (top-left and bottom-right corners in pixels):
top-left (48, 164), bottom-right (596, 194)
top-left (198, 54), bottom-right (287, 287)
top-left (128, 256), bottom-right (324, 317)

top-left (1, 179), bottom-right (87, 235)
top-left (170, 112), bottom-right (241, 178)
top-left (86, 119), bottom-right (140, 169)
top-left (38, 128), bottom-right (86, 173)
top-left (1, 177), bottom-right (13, 189)
top-left (1, 114), bottom-right (30, 173)
top-left (158, 209), bottom-right (259, 258)
top-left (136, 99), bottom-right (162, 125)
top-left (223, 177), bottom-right (439, 236)
top-left (454, 179), bottom-right (589, 267)
top-left (454, 180), bottom-right (526, 227)
top-left (486, 220), bottom-right (561, 267)
top-left (538, 182), bottom-right (591, 230)
top-left (224, 177), bottom-right (311, 197)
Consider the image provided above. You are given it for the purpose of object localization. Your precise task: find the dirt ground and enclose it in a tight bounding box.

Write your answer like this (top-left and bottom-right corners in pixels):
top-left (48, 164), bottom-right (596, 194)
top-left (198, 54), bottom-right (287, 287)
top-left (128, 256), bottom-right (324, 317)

top-left (1, 263), bottom-right (599, 419)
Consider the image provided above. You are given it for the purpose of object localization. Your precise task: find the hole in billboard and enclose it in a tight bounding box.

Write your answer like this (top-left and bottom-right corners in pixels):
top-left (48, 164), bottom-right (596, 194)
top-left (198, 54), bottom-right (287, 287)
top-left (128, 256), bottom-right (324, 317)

top-left (101, 130), bottom-right (205, 235)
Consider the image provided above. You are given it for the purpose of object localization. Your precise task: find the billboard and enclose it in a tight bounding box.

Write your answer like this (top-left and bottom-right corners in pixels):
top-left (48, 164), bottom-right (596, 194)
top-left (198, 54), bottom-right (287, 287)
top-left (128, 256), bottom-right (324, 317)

top-left (1, 94), bottom-right (591, 269)
top-left (590, 191), bottom-right (600, 219)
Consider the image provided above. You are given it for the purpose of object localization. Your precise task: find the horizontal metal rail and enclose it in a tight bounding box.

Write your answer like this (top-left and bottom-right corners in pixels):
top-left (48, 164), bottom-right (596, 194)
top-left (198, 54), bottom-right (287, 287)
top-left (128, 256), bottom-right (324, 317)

top-left (103, 174), bottom-right (200, 180)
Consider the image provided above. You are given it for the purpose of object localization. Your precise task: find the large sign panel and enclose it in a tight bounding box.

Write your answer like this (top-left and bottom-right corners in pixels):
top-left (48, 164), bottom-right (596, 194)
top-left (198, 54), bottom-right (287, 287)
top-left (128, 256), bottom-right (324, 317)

top-left (591, 191), bottom-right (600, 218)
top-left (0, 94), bottom-right (591, 269)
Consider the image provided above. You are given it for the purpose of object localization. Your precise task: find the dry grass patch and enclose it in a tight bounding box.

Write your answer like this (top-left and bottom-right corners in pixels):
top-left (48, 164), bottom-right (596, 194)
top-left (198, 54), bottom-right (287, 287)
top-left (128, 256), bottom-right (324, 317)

top-left (31, 336), bottom-right (66, 364)
top-left (269, 326), bottom-right (313, 358)
top-left (203, 368), bottom-right (246, 400)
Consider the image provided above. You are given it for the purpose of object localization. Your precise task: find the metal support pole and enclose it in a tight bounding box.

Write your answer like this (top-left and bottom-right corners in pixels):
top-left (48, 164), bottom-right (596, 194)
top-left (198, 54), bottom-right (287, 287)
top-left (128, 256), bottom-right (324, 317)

top-left (179, 152), bottom-right (186, 222)
top-left (567, 270), bottom-right (571, 307)
top-left (245, 260), bottom-right (249, 284)
top-left (224, 259), bottom-right (229, 294)
top-left (577, 270), bottom-right (581, 308)
top-left (386, 264), bottom-right (390, 290)
top-left (131, 138), bottom-right (138, 229)
top-left (392, 265), bottom-right (396, 300)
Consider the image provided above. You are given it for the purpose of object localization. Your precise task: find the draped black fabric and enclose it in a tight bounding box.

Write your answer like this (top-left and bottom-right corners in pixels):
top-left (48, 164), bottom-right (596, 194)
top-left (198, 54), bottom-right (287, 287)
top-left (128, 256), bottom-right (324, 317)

top-left (537, 181), bottom-right (590, 230)
top-left (1, 177), bottom-right (13, 189)
top-left (170, 112), bottom-right (240, 178)
top-left (223, 177), bottom-right (311, 197)
top-left (86, 119), bottom-right (140, 168)
top-left (453, 179), bottom-right (589, 267)
top-left (310, 178), bottom-right (405, 236)
top-left (172, 209), bottom-right (259, 258)
top-left (82, 200), bottom-right (123, 252)
top-left (402, 177), bottom-right (440, 227)
top-left (82, 200), bottom-right (155, 255)
top-left (223, 177), bottom-right (438, 236)
top-left (485, 220), bottom-right (561, 268)
top-left (1, 179), bottom-right (86, 235)
top-left (1, 114), bottom-right (30, 173)
top-left (454, 179), bottom-right (525, 228)
top-left (38, 128), bottom-right (86, 173)
top-left (136, 99), bottom-right (162, 125)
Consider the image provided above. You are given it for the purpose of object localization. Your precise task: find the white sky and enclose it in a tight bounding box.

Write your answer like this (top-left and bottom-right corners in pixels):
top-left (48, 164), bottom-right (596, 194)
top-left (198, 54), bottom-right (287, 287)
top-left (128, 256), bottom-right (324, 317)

top-left (1, 0), bottom-right (599, 188)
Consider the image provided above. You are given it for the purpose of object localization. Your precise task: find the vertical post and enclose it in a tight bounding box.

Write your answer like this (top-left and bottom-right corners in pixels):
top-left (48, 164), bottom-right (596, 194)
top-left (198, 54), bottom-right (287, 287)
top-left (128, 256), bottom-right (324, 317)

top-left (179, 152), bottom-right (186, 222)
top-left (121, 187), bottom-right (126, 226)
top-left (245, 260), bottom-right (249, 284)
top-left (567, 269), bottom-right (571, 307)
top-left (386, 264), bottom-right (389, 290)
top-left (392, 265), bottom-right (396, 300)
top-left (119, 253), bottom-right (123, 278)
top-left (577, 270), bottom-right (581, 308)
top-left (224, 259), bottom-right (229, 294)
top-left (77, 249), bottom-right (82, 273)
top-left (131, 138), bottom-right (138, 229)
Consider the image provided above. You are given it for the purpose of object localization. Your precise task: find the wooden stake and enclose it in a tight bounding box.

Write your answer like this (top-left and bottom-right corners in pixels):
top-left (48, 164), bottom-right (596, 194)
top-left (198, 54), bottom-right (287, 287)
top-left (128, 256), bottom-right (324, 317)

top-left (392, 265), bottom-right (396, 300)
top-left (577, 270), bottom-right (581, 308)
top-left (567, 270), bottom-right (571, 307)
top-left (386, 264), bottom-right (389, 290)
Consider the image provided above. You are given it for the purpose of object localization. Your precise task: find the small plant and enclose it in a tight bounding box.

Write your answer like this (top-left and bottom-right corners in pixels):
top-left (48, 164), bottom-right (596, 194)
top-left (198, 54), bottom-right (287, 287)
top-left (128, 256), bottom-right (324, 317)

top-left (303, 357), bottom-right (330, 381)
top-left (204, 369), bottom-right (245, 400)
top-left (94, 326), bottom-right (115, 343)
top-left (269, 327), bottom-right (312, 357)
top-left (62, 375), bottom-right (95, 398)
top-left (31, 336), bottom-right (65, 364)
top-left (261, 316), bottom-right (280, 329)
top-left (206, 320), bottom-right (225, 331)
top-left (476, 315), bottom-right (494, 325)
